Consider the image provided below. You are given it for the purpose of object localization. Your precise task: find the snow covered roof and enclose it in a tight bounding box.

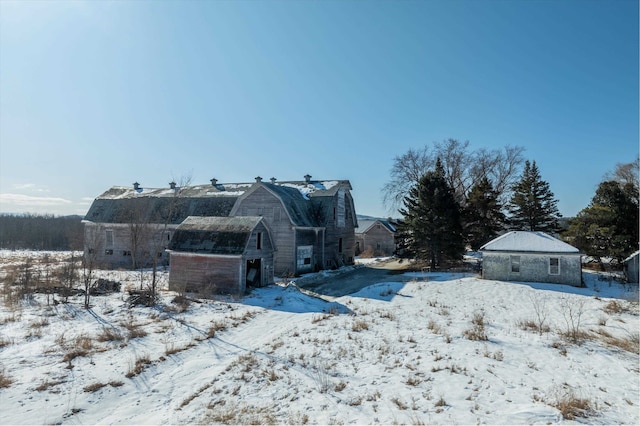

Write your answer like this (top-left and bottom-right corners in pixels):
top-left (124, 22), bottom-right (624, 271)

top-left (624, 250), bottom-right (640, 263)
top-left (355, 219), bottom-right (396, 234)
top-left (85, 179), bottom-right (352, 225)
top-left (480, 231), bottom-right (579, 253)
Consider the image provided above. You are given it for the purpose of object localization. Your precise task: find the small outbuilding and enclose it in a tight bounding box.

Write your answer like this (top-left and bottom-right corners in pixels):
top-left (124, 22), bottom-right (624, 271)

top-left (355, 219), bottom-right (397, 256)
top-left (623, 250), bottom-right (639, 284)
top-left (167, 216), bottom-right (274, 295)
top-left (480, 231), bottom-right (582, 287)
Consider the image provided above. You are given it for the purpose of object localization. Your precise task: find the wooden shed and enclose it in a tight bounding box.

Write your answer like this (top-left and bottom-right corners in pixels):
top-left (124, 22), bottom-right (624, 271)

top-left (355, 219), bottom-right (397, 256)
top-left (480, 231), bottom-right (582, 286)
top-left (167, 216), bottom-right (274, 295)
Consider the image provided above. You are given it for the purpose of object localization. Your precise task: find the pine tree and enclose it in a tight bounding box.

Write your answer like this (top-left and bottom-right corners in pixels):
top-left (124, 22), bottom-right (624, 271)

top-left (399, 158), bottom-right (465, 269)
top-left (507, 160), bottom-right (561, 232)
top-left (463, 177), bottom-right (506, 250)
top-left (564, 180), bottom-right (639, 264)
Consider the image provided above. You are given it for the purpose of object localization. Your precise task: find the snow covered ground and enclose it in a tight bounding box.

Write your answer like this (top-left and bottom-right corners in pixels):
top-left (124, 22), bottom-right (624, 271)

top-left (0, 251), bottom-right (638, 425)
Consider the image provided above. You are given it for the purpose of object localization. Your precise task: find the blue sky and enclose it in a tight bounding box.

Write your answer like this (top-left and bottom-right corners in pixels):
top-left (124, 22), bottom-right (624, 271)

top-left (0, 0), bottom-right (637, 218)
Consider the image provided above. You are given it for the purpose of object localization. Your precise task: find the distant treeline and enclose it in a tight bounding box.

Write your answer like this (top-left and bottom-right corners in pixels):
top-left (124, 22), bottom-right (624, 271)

top-left (0, 214), bottom-right (84, 251)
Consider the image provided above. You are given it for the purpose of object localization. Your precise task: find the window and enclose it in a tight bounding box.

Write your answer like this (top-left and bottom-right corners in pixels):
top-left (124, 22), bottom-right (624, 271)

top-left (123, 250), bottom-right (131, 256)
top-left (338, 238), bottom-right (343, 253)
top-left (549, 257), bottom-right (560, 275)
top-left (105, 230), bottom-right (114, 248)
top-left (257, 232), bottom-right (262, 250)
top-left (105, 249), bottom-right (113, 255)
top-left (510, 255), bottom-right (520, 273)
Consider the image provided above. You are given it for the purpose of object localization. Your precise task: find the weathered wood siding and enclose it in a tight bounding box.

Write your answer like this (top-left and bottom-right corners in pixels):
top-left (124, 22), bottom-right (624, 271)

top-left (356, 223), bottom-right (395, 256)
top-left (169, 253), bottom-right (244, 294)
top-left (84, 222), bottom-right (174, 269)
top-left (234, 186), bottom-right (297, 276)
top-left (482, 252), bottom-right (582, 286)
top-left (322, 191), bottom-right (357, 269)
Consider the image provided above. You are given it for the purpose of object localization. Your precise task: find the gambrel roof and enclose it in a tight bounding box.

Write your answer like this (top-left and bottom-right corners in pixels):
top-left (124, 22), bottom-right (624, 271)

top-left (480, 231), bottom-right (579, 253)
top-left (168, 216), bottom-right (265, 255)
top-left (84, 178), bottom-right (353, 226)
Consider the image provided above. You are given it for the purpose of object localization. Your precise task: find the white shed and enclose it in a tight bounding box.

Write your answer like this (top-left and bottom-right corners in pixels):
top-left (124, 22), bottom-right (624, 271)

top-left (480, 231), bottom-right (582, 287)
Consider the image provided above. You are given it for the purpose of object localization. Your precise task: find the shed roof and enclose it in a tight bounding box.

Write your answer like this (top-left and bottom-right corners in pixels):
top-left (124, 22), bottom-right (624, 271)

top-left (480, 231), bottom-right (579, 253)
top-left (168, 216), bottom-right (264, 255)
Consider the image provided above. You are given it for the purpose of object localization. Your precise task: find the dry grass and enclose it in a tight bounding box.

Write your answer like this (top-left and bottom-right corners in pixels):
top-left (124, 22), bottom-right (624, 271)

top-left (83, 382), bottom-right (107, 393)
top-left (464, 311), bottom-right (488, 341)
top-left (62, 334), bottom-right (94, 362)
top-left (203, 401), bottom-right (277, 425)
top-left (34, 379), bottom-right (65, 391)
top-left (97, 327), bottom-right (124, 342)
top-left (125, 354), bottom-right (152, 378)
top-left (550, 388), bottom-right (593, 420)
top-left (603, 300), bottom-right (627, 315)
top-left (351, 319), bottom-right (369, 332)
top-left (0, 368), bottom-right (13, 388)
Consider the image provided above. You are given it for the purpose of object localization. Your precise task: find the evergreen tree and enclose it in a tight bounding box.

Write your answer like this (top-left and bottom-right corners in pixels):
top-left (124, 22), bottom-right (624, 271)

top-left (398, 159), bottom-right (465, 269)
top-left (463, 177), bottom-right (506, 250)
top-left (564, 180), bottom-right (639, 264)
top-left (507, 160), bottom-right (561, 232)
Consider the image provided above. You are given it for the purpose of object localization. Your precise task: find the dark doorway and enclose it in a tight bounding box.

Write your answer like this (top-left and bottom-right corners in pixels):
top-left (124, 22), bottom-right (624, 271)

top-left (246, 259), bottom-right (262, 287)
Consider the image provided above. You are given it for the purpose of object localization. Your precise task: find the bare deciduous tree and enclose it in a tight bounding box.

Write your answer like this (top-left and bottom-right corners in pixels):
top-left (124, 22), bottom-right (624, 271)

top-left (383, 139), bottom-right (525, 212)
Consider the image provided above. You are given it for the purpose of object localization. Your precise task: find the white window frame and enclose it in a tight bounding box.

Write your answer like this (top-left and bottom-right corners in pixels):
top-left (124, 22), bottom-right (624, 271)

top-left (510, 255), bottom-right (520, 273)
top-left (549, 257), bottom-right (560, 275)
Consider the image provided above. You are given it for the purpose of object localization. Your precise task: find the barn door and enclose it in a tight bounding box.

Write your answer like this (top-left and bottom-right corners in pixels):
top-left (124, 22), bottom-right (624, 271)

top-left (246, 259), bottom-right (262, 287)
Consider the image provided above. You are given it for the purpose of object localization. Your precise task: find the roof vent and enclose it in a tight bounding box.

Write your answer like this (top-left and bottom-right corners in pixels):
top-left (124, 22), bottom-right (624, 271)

top-left (169, 181), bottom-right (176, 190)
top-left (210, 178), bottom-right (218, 186)
top-left (133, 182), bottom-right (141, 191)
top-left (255, 176), bottom-right (263, 183)
top-left (304, 174), bottom-right (312, 183)
top-left (270, 177), bottom-right (277, 184)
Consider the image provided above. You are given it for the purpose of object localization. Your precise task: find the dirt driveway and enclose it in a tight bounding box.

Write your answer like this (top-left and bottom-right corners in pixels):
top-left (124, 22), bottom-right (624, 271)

top-left (297, 259), bottom-right (418, 297)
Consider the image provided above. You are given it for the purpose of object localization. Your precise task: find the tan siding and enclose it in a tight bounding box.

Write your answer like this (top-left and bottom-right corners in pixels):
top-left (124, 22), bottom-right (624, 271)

top-left (235, 186), bottom-right (296, 275)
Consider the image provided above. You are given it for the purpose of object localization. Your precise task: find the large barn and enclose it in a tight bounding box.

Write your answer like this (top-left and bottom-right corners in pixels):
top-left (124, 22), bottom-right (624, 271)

top-left (83, 176), bottom-right (358, 287)
top-left (480, 231), bottom-right (583, 287)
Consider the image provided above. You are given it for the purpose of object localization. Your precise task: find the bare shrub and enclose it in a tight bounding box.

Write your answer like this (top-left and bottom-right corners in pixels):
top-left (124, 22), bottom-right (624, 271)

top-left (559, 297), bottom-right (587, 344)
